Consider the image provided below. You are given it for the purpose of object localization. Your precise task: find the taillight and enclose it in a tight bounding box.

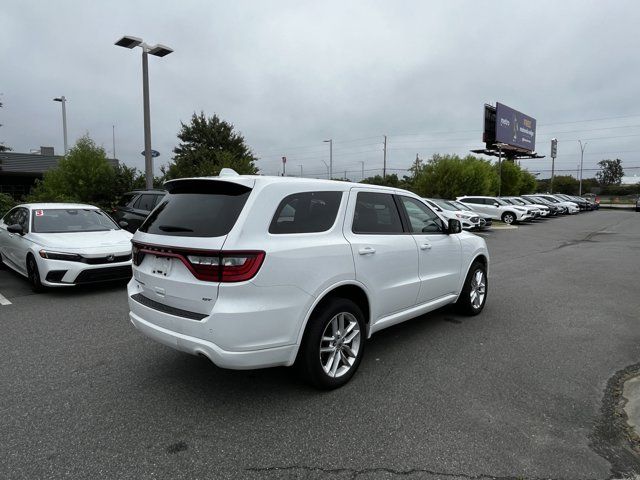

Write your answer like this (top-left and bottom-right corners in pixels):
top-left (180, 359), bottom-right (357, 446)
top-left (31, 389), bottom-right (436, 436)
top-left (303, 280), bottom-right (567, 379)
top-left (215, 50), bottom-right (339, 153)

top-left (185, 251), bottom-right (265, 282)
top-left (132, 242), bottom-right (264, 283)
top-left (219, 252), bottom-right (265, 282)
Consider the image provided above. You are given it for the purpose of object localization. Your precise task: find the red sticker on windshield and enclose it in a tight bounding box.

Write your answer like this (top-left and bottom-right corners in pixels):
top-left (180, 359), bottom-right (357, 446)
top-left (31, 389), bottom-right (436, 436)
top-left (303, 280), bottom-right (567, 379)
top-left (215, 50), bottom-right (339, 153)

top-left (35, 210), bottom-right (44, 216)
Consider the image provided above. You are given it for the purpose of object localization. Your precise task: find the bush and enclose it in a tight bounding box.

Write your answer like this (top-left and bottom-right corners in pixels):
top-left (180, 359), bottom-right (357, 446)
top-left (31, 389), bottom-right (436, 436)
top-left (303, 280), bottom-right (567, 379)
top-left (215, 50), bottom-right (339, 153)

top-left (0, 193), bottom-right (15, 217)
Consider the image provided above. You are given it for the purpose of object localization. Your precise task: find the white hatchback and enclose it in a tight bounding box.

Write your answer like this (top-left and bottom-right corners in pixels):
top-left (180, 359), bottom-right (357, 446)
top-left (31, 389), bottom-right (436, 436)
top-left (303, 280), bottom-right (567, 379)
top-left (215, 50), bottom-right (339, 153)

top-left (0, 203), bottom-right (133, 291)
top-left (128, 171), bottom-right (490, 389)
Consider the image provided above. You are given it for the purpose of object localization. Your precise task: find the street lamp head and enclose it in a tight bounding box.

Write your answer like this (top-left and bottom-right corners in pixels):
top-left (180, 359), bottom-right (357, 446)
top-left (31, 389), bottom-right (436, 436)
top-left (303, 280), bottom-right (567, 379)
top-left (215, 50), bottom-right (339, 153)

top-left (115, 35), bottom-right (143, 49)
top-left (323, 139), bottom-right (331, 143)
top-left (148, 44), bottom-right (174, 57)
top-left (53, 97), bottom-right (63, 102)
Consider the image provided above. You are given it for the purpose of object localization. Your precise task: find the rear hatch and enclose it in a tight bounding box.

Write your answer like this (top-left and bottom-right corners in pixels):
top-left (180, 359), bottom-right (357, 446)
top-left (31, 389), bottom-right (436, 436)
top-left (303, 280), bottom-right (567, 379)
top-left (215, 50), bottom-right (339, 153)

top-left (131, 178), bottom-right (255, 316)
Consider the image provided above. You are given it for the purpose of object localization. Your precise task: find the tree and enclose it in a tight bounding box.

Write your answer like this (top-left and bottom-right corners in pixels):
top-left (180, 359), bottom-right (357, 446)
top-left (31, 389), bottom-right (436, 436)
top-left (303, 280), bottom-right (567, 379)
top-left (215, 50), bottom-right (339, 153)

top-left (596, 158), bottom-right (624, 186)
top-left (163, 112), bottom-right (258, 179)
top-left (0, 193), bottom-right (15, 217)
top-left (28, 135), bottom-right (117, 206)
top-left (412, 154), bottom-right (498, 199)
top-left (0, 100), bottom-right (12, 152)
top-left (361, 174), bottom-right (402, 188)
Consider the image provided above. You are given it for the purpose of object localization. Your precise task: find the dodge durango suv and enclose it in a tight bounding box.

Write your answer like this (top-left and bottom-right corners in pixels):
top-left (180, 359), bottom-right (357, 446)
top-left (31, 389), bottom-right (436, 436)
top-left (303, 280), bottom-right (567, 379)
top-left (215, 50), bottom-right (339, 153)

top-left (127, 170), bottom-right (490, 389)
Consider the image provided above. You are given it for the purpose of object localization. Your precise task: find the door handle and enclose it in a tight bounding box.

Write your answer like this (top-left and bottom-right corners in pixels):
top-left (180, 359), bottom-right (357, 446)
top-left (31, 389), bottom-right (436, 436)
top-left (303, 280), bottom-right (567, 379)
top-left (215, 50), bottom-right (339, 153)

top-left (420, 243), bottom-right (432, 250)
top-left (358, 247), bottom-right (376, 255)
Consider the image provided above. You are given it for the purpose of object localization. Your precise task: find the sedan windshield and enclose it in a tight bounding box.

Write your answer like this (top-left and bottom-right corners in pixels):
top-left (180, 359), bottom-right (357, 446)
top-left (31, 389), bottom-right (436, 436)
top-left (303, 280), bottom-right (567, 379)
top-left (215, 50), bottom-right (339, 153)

top-left (32, 209), bottom-right (119, 233)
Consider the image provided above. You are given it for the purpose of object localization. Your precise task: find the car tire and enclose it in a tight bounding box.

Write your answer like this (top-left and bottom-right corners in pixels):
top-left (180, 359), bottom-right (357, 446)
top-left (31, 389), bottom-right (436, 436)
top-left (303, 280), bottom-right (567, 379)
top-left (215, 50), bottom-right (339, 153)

top-left (501, 212), bottom-right (516, 224)
top-left (0, 252), bottom-right (5, 269)
top-left (456, 261), bottom-right (488, 316)
top-left (27, 255), bottom-right (44, 293)
top-left (297, 298), bottom-right (366, 390)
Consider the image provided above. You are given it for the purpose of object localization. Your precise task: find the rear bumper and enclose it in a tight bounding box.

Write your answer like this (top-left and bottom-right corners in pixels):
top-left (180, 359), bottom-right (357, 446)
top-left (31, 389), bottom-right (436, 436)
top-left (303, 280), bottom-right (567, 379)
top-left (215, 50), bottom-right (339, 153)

top-left (129, 311), bottom-right (297, 369)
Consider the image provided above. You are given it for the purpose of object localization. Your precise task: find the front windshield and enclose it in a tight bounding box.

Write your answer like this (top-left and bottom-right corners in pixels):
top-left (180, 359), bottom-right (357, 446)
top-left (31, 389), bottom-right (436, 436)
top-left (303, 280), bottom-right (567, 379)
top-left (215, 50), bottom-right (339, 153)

top-left (518, 197), bottom-right (533, 205)
top-left (430, 199), bottom-right (458, 212)
top-left (494, 198), bottom-right (508, 206)
top-left (32, 208), bottom-right (119, 233)
top-left (448, 200), bottom-right (475, 211)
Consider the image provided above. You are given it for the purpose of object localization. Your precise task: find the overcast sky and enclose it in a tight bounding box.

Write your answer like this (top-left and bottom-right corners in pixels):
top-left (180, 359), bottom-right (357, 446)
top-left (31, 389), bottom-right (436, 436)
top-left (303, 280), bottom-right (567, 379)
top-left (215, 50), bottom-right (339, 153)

top-left (2, 0), bottom-right (640, 180)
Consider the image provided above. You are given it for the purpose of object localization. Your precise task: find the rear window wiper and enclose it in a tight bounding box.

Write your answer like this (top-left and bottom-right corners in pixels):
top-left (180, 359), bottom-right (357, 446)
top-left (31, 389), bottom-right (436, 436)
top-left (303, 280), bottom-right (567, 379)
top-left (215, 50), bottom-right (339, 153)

top-left (158, 225), bottom-right (194, 232)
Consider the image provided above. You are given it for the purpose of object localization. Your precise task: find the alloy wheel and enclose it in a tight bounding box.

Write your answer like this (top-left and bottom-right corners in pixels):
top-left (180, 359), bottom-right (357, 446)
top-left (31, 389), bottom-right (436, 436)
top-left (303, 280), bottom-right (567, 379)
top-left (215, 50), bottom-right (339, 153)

top-left (469, 269), bottom-right (486, 309)
top-left (319, 312), bottom-right (361, 378)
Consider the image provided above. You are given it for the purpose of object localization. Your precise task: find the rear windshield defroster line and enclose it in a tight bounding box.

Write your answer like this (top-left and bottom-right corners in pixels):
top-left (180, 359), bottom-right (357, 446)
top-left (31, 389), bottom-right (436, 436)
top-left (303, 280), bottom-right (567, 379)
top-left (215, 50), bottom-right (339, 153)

top-left (139, 181), bottom-right (252, 238)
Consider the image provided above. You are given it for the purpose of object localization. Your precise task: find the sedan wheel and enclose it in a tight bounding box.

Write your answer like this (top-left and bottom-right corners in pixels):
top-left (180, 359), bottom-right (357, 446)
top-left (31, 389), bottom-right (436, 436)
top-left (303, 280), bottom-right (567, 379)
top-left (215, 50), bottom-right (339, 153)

top-left (27, 256), bottom-right (44, 293)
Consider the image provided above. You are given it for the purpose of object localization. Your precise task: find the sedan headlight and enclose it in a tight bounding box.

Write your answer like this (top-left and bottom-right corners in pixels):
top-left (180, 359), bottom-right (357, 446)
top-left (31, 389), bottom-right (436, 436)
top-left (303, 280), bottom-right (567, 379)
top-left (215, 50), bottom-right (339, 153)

top-left (39, 250), bottom-right (83, 262)
top-left (455, 213), bottom-right (473, 219)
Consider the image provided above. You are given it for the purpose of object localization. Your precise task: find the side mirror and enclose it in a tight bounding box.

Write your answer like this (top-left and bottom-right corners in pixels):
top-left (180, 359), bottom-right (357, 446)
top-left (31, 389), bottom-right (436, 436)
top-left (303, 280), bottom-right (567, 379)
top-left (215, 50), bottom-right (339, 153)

top-left (7, 224), bottom-right (24, 235)
top-left (493, 202), bottom-right (500, 207)
top-left (118, 220), bottom-right (129, 228)
top-left (447, 219), bottom-right (462, 234)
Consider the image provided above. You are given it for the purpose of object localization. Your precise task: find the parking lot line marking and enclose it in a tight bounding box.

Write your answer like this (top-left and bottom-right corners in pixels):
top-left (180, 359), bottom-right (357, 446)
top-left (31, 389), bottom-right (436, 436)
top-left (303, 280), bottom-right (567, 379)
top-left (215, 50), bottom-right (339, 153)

top-left (0, 293), bottom-right (11, 306)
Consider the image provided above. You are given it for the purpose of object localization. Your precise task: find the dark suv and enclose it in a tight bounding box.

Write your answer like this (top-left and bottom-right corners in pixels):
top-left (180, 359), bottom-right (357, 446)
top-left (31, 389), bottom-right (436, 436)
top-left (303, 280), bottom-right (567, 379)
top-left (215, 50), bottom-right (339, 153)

top-left (111, 190), bottom-right (166, 233)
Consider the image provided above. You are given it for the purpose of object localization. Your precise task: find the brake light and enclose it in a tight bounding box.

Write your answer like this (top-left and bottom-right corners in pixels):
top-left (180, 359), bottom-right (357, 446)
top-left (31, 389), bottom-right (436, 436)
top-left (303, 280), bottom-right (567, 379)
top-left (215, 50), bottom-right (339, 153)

top-left (132, 242), bottom-right (264, 282)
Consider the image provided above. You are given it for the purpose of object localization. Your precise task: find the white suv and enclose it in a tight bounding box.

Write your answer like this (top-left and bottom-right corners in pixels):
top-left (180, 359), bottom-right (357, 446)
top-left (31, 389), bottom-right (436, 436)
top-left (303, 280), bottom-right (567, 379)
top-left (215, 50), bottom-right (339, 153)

top-left (128, 170), bottom-right (490, 389)
top-left (457, 196), bottom-right (533, 224)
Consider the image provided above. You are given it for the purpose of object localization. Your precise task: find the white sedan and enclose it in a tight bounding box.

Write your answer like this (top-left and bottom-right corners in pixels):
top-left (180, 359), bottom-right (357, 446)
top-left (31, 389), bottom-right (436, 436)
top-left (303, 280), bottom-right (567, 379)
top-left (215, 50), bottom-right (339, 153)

top-left (0, 203), bottom-right (133, 291)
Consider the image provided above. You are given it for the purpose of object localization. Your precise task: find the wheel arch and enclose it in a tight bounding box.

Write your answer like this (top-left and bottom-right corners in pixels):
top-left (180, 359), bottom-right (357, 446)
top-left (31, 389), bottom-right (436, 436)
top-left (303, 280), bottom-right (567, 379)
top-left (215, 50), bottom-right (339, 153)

top-left (293, 281), bottom-right (372, 362)
top-left (456, 253), bottom-right (489, 300)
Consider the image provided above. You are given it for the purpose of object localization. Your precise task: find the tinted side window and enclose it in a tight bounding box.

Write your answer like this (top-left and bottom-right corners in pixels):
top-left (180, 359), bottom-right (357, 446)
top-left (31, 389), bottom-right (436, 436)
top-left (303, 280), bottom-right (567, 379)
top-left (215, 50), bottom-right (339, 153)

top-left (117, 194), bottom-right (137, 207)
top-left (400, 197), bottom-right (443, 234)
top-left (2, 208), bottom-right (19, 225)
top-left (15, 208), bottom-right (29, 231)
top-left (153, 194), bottom-right (166, 207)
top-left (135, 194), bottom-right (157, 212)
top-left (269, 191), bottom-right (342, 234)
top-left (352, 192), bottom-right (403, 234)
top-left (463, 198), bottom-right (481, 204)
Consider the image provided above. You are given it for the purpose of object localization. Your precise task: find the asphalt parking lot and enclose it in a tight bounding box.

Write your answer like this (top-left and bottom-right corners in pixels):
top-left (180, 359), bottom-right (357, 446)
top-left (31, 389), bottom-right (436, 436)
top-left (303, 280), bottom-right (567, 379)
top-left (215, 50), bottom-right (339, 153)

top-left (1, 210), bottom-right (639, 479)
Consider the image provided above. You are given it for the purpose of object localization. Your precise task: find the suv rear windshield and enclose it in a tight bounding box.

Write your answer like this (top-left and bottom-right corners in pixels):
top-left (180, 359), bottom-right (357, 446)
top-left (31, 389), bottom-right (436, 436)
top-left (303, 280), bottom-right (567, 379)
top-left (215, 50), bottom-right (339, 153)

top-left (139, 181), bottom-right (251, 237)
top-left (32, 209), bottom-right (119, 233)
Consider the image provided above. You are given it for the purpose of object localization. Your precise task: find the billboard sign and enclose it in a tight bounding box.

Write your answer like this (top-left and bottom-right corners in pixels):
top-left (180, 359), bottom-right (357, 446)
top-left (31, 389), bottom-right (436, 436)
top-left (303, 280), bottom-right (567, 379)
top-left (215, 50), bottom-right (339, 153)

top-left (495, 103), bottom-right (536, 151)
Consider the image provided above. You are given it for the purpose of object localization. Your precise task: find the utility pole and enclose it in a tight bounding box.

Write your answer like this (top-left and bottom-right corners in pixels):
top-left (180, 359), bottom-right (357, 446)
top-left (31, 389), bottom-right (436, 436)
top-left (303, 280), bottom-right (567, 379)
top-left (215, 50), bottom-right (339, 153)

top-left (578, 140), bottom-right (587, 196)
top-left (344, 170), bottom-right (347, 180)
top-left (282, 156), bottom-right (286, 176)
top-left (414, 153), bottom-right (420, 180)
top-left (383, 135), bottom-right (387, 179)
top-left (323, 139), bottom-right (333, 179)
top-left (360, 161), bottom-right (364, 181)
top-left (496, 143), bottom-right (507, 197)
top-left (550, 138), bottom-right (557, 193)
top-left (112, 125), bottom-right (117, 160)
top-left (298, 164), bottom-right (303, 177)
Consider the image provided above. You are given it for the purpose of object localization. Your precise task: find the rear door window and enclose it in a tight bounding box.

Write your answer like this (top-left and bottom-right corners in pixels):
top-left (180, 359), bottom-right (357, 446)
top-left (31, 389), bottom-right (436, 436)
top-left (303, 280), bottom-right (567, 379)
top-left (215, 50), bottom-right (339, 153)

top-left (352, 192), bottom-right (404, 234)
top-left (117, 194), bottom-right (137, 208)
top-left (139, 182), bottom-right (251, 237)
top-left (269, 191), bottom-right (342, 234)
top-left (134, 194), bottom-right (157, 212)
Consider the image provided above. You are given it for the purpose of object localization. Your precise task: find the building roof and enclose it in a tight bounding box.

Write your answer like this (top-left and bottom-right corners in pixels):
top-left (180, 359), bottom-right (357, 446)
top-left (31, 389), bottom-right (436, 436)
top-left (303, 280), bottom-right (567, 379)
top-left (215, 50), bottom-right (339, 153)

top-left (0, 151), bottom-right (119, 174)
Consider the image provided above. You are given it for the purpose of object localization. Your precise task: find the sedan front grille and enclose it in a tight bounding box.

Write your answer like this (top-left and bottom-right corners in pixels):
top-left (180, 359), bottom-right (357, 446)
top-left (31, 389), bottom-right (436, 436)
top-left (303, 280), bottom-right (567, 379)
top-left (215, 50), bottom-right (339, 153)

top-left (74, 266), bottom-right (132, 284)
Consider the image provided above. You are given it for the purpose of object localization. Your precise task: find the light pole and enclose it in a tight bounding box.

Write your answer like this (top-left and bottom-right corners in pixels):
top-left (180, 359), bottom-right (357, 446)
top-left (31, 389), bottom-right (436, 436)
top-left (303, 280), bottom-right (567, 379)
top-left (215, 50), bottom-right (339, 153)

top-left (298, 164), bottom-right (303, 177)
top-left (53, 96), bottom-right (68, 155)
top-left (115, 35), bottom-right (173, 189)
top-left (495, 143), bottom-right (508, 197)
top-left (323, 139), bottom-right (332, 179)
top-left (578, 140), bottom-right (587, 196)
top-left (360, 161), bottom-right (365, 181)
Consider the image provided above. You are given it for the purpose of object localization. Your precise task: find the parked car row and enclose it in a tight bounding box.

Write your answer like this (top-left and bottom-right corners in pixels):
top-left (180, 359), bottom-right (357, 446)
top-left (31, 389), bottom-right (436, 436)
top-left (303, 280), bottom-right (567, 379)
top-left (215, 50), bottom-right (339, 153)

top-left (436, 193), bottom-right (597, 225)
